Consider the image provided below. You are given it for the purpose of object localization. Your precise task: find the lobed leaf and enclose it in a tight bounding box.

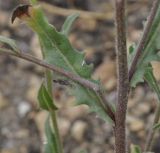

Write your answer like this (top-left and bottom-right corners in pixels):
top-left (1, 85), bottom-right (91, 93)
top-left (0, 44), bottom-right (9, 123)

top-left (16, 4), bottom-right (113, 123)
top-left (23, 5), bottom-right (92, 78)
top-left (38, 83), bottom-right (58, 110)
top-left (130, 4), bottom-right (160, 87)
top-left (0, 36), bottom-right (19, 53)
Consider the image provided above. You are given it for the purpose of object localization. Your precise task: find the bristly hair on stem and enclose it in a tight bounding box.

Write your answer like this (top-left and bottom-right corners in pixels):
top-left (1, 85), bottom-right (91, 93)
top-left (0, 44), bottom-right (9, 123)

top-left (114, 0), bottom-right (129, 153)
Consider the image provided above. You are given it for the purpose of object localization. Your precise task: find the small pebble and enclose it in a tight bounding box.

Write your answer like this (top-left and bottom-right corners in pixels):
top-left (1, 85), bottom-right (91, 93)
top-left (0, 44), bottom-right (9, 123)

top-left (26, 75), bottom-right (41, 104)
top-left (17, 101), bottom-right (31, 118)
top-left (63, 105), bottom-right (88, 121)
top-left (58, 118), bottom-right (70, 137)
top-left (71, 120), bottom-right (88, 142)
top-left (128, 116), bottom-right (144, 132)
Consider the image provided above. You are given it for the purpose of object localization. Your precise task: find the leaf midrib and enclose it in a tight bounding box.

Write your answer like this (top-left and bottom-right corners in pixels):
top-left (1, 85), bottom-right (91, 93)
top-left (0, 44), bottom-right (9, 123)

top-left (31, 15), bottom-right (79, 76)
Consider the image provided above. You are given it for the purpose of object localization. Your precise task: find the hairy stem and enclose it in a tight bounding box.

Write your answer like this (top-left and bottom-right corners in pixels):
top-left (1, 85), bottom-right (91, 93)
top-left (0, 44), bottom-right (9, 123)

top-left (97, 90), bottom-right (115, 122)
top-left (114, 0), bottom-right (129, 153)
top-left (0, 48), bottom-right (99, 91)
top-left (129, 0), bottom-right (160, 81)
top-left (0, 48), bottom-right (115, 121)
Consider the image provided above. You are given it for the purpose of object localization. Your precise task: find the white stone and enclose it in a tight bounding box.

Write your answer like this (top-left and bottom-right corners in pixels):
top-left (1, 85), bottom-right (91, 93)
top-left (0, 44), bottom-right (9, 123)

top-left (71, 120), bottom-right (88, 142)
top-left (17, 101), bottom-right (31, 117)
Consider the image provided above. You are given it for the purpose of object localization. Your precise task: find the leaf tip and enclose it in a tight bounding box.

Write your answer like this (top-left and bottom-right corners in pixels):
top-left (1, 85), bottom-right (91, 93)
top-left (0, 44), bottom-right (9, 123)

top-left (11, 4), bottom-right (32, 23)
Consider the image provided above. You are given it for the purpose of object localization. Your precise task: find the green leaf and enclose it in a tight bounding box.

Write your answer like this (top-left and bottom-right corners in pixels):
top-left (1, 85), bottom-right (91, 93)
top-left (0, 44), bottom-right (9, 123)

top-left (19, 5), bottom-right (113, 123)
top-left (61, 13), bottom-right (79, 36)
top-left (144, 64), bottom-right (160, 101)
top-left (131, 144), bottom-right (142, 153)
top-left (130, 4), bottom-right (160, 87)
top-left (44, 115), bottom-right (57, 153)
top-left (38, 83), bottom-right (58, 110)
top-left (72, 85), bottom-right (113, 123)
top-left (153, 122), bottom-right (160, 130)
top-left (26, 6), bottom-right (92, 78)
top-left (0, 36), bottom-right (19, 53)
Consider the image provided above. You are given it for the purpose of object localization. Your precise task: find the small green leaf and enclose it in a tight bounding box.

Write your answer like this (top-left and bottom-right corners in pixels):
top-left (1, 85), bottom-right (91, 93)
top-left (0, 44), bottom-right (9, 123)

top-left (44, 115), bottom-right (57, 153)
top-left (0, 36), bottom-right (19, 53)
top-left (131, 144), bottom-right (142, 153)
top-left (61, 13), bottom-right (79, 36)
top-left (38, 83), bottom-right (58, 110)
top-left (144, 64), bottom-right (160, 102)
top-left (153, 122), bottom-right (160, 130)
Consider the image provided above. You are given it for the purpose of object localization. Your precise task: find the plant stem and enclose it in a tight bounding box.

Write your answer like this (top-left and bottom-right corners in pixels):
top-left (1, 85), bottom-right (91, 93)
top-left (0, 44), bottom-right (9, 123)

top-left (145, 103), bottom-right (160, 151)
top-left (45, 70), bottom-right (63, 153)
top-left (129, 0), bottom-right (160, 81)
top-left (97, 90), bottom-right (115, 122)
top-left (50, 110), bottom-right (63, 153)
top-left (0, 48), bottom-right (99, 91)
top-left (114, 0), bottom-right (129, 153)
top-left (45, 70), bottom-right (52, 94)
top-left (0, 48), bottom-right (115, 121)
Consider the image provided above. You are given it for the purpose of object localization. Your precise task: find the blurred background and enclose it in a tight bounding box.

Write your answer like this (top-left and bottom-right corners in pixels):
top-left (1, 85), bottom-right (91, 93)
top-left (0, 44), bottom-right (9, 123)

top-left (0, 0), bottom-right (160, 153)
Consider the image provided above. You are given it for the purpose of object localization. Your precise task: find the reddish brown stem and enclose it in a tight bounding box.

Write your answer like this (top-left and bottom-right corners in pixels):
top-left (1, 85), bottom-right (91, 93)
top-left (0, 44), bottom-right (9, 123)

top-left (0, 48), bottom-right (99, 91)
top-left (114, 0), bottom-right (129, 153)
